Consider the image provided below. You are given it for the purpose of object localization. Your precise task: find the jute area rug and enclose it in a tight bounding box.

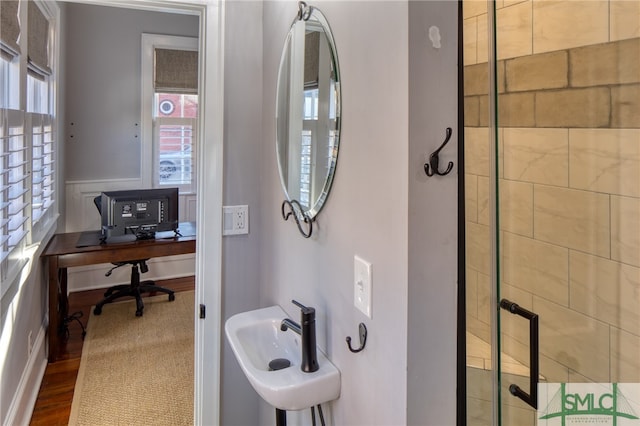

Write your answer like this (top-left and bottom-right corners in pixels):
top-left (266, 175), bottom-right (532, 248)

top-left (69, 291), bottom-right (194, 426)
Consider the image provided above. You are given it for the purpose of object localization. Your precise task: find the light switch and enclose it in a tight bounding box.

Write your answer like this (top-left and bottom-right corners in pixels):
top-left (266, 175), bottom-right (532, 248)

top-left (354, 255), bottom-right (372, 318)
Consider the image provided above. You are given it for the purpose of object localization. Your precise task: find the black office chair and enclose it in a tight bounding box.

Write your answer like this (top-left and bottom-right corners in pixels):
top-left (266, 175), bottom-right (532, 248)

top-left (92, 195), bottom-right (175, 317)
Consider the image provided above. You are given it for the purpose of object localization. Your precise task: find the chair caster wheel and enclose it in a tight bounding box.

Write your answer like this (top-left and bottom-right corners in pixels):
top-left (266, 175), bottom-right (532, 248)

top-left (169, 293), bottom-right (175, 301)
top-left (136, 310), bottom-right (143, 317)
top-left (94, 306), bottom-right (102, 315)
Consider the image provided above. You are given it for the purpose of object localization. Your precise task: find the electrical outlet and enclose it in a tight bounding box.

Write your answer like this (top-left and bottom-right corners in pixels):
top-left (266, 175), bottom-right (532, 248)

top-left (354, 255), bottom-right (372, 318)
top-left (223, 205), bottom-right (249, 236)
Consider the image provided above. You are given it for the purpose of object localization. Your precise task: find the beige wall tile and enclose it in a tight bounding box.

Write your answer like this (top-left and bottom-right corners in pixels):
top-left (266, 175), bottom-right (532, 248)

top-left (464, 17), bottom-right (479, 66)
top-left (479, 95), bottom-right (490, 127)
top-left (612, 83), bottom-right (640, 128)
top-left (500, 332), bottom-right (531, 370)
top-left (569, 129), bottom-right (640, 198)
top-left (477, 272), bottom-right (491, 325)
top-left (500, 179), bottom-right (533, 237)
top-left (465, 63), bottom-right (489, 96)
top-left (611, 195), bottom-right (640, 267)
top-left (570, 251), bottom-right (640, 336)
top-left (477, 12), bottom-right (489, 64)
top-left (464, 97), bottom-right (480, 127)
top-left (610, 0), bottom-right (640, 41)
top-left (540, 354), bottom-right (570, 384)
top-left (498, 93), bottom-right (535, 127)
top-left (536, 88), bottom-right (610, 128)
top-left (567, 370), bottom-right (597, 383)
top-left (466, 174), bottom-right (479, 223)
top-left (466, 267), bottom-right (479, 318)
top-left (502, 232), bottom-right (569, 305)
top-left (467, 315), bottom-right (492, 345)
top-left (465, 127), bottom-right (491, 177)
top-left (611, 328), bottom-right (640, 382)
top-left (496, 1), bottom-right (533, 60)
top-left (464, 0), bottom-right (488, 20)
top-left (534, 297), bottom-right (611, 383)
top-left (477, 176), bottom-right (490, 226)
top-left (467, 397), bottom-right (492, 426)
top-left (501, 282), bottom-right (534, 311)
top-left (500, 395), bottom-right (536, 425)
top-left (533, 1), bottom-right (609, 53)
top-left (503, 128), bottom-right (569, 186)
top-left (570, 39), bottom-right (640, 87)
top-left (497, 60), bottom-right (506, 94)
top-left (506, 51), bottom-right (568, 92)
top-left (467, 367), bottom-right (493, 401)
top-left (534, 186), bottom-right (610, 258)
top-left (467, 221), bottom-right (491, 276)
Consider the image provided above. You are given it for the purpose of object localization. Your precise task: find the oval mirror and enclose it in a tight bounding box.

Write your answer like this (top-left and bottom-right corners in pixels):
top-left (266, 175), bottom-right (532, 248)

top-left (276, 3), bottom-right (341, 221)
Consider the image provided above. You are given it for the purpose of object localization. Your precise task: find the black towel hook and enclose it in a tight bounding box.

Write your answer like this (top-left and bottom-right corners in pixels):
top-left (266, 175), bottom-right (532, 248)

top-left (346, 323), bottom-right (367, 353)
top-left (424, 127), bottom-right (454, 177)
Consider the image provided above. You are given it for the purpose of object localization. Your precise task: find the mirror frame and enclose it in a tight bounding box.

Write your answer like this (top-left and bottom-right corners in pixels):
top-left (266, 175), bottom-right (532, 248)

top-left (276, 3), bottom-right (341, 223)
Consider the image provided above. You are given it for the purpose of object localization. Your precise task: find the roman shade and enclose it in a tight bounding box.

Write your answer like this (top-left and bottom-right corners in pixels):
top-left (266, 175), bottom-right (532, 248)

top-left (154, 48), bottom-right (198, 93)
top-left (304, 31), bottom-right (319, 89)
top-left (28, 1), bottom-right (51, 77)
top-left (0, 0), bottom-right (21, 60)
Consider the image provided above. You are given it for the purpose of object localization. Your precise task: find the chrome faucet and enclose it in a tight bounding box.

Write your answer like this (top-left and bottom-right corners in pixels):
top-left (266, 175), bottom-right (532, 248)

top-left (280, 299), bottom-right (319, 373)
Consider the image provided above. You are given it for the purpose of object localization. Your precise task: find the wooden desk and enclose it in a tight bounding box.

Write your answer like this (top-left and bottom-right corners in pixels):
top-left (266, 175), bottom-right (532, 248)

top-left (41, 223), bottom-right (196, 363)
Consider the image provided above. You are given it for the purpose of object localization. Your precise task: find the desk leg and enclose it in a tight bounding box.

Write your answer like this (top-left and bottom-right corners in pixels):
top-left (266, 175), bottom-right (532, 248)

top-left (48, 256), bottom-right (68, 363)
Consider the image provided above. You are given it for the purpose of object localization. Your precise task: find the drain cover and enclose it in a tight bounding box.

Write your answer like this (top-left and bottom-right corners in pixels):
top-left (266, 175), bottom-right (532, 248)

top-left (268, 358), bottom-right (291, 371)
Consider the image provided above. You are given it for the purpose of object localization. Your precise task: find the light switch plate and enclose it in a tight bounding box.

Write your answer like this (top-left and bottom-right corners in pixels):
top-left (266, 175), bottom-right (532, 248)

top-left (354, 255), bottom-right (372, 318)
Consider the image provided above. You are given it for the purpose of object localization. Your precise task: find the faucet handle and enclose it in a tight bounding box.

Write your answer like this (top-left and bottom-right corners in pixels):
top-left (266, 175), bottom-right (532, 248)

top-left (291, 299), bottom-right (315, 315)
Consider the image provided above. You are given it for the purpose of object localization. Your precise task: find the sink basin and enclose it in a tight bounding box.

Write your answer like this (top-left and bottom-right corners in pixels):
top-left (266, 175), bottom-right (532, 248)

top-left (225, 305), bottom-right (341, 410)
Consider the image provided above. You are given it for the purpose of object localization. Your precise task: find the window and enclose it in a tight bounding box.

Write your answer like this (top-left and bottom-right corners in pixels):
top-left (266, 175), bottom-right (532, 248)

top-left (154, 93), bottom-right (197, 190)
top-left (1, 0), bottom-right (58, 289)
top-left (30, 114), bottom-right (54, 225)
top-left (141, 34), bottom-right (198, 194)
top-left (0, 110), bottom-right (28, 265)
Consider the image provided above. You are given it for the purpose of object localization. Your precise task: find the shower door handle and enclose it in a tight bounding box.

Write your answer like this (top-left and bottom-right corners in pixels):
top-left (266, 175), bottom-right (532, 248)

top-left (499, 299), bottom-right (539, 409)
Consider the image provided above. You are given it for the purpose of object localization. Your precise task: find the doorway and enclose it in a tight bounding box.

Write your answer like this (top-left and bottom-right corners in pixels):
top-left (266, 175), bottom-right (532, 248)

top-left (463, 1), bottom-right (640, 423)
top-left (61, 1), bottom-right (223, 424)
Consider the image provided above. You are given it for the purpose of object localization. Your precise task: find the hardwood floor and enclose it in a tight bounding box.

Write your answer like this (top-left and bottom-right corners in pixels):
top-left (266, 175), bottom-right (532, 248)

top-left (29, 276), bottom-right (195, 425)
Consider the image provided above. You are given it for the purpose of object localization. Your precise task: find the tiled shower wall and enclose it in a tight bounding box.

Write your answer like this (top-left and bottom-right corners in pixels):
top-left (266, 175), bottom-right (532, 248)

top-left (464, 0), bottom-right (640, 384)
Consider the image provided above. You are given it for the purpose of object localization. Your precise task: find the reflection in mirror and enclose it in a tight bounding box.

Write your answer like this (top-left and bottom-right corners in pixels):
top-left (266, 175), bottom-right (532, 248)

top-left (276, 2), bottom-right (340, 237)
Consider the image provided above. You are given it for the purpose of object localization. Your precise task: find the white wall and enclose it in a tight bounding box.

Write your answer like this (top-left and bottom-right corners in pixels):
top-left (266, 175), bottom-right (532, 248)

top-left (219, 1), bottom-right (264, 425)
top-left (407, 2), bottom-right (459, 424)
top-left (253, 1), bottom-right (458, 425)
top-left (63, 3), bottom-right (199, 181)
top-left (260, 1), bottom-right (412, 424)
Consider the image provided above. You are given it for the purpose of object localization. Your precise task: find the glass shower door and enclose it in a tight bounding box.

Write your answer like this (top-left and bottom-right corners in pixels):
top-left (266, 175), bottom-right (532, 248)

top-left (464, 0), bottom-right (640, 424)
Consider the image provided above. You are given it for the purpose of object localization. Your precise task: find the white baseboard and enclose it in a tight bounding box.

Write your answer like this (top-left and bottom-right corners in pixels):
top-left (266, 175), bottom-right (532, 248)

top-left (68, 253), bottom-right (196, 293)
top-left (4, 326), bottom-right (47, 426)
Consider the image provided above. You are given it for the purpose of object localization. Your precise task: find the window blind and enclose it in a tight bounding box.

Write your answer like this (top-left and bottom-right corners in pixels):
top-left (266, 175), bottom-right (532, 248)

top-left (154, 49), bottom-right (198, 93)
top-left (30, 113), bottom-right (54, 224)
top-left (304, 31), bottom-right (319, 89)
top-left (1, 110), bottom-right (29, 263)
top-left (0, 0), bottom-right (21, 60)
top-left (27, 1), bottom-right (51, 78)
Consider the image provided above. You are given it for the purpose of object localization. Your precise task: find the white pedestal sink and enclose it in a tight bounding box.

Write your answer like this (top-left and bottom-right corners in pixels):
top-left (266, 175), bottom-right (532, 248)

top-left (225, 305), bottom-right (341, 411)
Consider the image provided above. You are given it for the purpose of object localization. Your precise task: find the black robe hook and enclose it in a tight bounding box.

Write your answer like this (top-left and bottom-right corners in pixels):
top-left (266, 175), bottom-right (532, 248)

top-left (346, 323), bottom-right (367, 353)
top-left (424, 127), bottom-right (454, 177)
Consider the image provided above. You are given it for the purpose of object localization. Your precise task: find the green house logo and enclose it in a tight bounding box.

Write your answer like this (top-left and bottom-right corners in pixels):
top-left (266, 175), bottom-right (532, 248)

top-left (539, 383), bottom-right (640, 425)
